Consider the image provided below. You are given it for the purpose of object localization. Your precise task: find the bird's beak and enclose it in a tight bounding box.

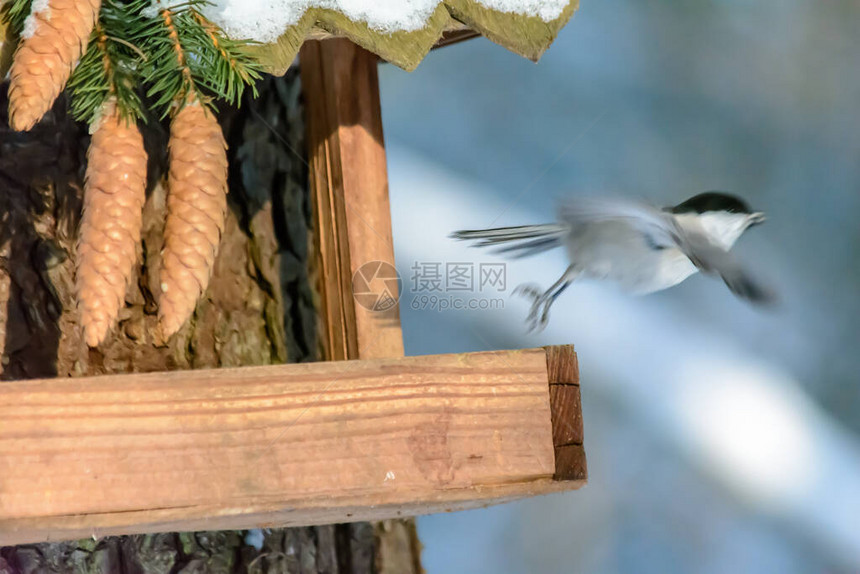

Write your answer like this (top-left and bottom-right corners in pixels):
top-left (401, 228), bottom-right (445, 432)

top-left (748, 212), bottom-right (767, 227)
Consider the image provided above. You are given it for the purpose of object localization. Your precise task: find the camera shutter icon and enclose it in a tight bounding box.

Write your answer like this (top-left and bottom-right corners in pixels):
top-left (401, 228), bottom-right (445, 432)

top-left (352, 261), bottom-right (402, 312)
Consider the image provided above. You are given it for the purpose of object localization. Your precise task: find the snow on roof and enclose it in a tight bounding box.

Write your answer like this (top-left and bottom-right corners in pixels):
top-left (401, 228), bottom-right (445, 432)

top-left (205, 0), bottom-right (569, 44)
top-left (202, 0), bottom-right (580, 74)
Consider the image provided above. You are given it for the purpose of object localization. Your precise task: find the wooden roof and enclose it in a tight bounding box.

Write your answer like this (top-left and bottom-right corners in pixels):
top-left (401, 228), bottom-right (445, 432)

top-left (256, 1), bottom-right (581, 75)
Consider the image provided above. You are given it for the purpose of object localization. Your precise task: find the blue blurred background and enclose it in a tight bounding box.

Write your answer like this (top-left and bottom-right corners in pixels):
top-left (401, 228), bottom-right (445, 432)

top-left (377, 1), bottom-right (860, 572)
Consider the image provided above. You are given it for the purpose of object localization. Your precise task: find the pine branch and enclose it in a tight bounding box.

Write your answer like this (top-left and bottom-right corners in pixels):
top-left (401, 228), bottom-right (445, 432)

top-left (192, 11), bottom-right (261, 103)
top-left (68, 0), bottom-right (146, 126)
top-left (5, 0), bottom-right (262, 122)
top-left (132, 0), bottom-right (262, 118)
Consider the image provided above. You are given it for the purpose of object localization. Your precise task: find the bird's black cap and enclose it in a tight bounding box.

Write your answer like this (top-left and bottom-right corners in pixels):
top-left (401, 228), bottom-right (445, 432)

top-left (670, 192), bottom-right (753, 215)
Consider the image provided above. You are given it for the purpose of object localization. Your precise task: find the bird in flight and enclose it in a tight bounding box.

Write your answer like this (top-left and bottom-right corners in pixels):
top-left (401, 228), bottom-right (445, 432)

top-left (452, 192), bottom-right (774, 331)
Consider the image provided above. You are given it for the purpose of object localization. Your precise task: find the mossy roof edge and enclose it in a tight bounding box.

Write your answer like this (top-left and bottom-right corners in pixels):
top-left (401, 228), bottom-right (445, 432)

top-left (254, 0), bottom-right (580, 75)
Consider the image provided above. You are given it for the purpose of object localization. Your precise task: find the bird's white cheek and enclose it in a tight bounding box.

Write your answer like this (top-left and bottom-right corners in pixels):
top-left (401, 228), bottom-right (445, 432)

top-left (698, 213), bottom-right (749, 250)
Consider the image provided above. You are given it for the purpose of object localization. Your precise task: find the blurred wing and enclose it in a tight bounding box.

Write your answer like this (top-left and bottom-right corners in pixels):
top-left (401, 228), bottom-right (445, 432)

top-left (557, 196), bottom-right (682, 249)
top-left (679, 232), bottom-right (778, 305)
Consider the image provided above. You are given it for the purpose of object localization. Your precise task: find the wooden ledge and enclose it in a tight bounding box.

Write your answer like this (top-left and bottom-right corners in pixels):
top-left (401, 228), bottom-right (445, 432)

top-left (0, 346), bottom-right (585, 544)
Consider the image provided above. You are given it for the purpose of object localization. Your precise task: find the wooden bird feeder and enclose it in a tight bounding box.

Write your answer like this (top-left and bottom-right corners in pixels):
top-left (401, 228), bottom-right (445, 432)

top-left (0, 0), bottom-right (586, 559)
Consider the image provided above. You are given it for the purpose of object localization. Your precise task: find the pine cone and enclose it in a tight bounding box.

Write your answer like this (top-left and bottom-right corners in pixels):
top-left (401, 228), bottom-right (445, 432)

top-left (76, 103), bottom-right (147, 347)
top-left (159, 102), bottom-right (228, 338)
top-left (8, 0), bottom-right (100, 131)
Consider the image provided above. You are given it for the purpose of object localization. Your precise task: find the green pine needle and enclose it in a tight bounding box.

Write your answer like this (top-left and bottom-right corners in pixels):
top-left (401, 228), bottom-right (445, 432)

top-left (131, 0), bottom-right (262, 118)
top-left (68, 0), bottom-right (147, 125)
top-left (3, 0), bottom-right (33, 37)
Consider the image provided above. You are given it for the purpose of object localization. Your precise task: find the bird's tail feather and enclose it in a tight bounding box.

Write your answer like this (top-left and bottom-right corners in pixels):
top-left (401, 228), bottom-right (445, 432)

top-left (450, 224), bottom-right (567, 258)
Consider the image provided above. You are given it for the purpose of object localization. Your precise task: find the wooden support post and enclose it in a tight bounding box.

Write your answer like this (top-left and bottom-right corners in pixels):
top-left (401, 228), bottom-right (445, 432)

top-left (0, 346), bottom-right (584, 545)
top-left (301, 38), bottom-right (403, 362)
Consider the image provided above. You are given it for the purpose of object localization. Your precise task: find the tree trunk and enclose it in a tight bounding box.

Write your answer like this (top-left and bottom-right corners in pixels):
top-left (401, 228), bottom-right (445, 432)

top-left (0, 68), bottom-right (421, 574)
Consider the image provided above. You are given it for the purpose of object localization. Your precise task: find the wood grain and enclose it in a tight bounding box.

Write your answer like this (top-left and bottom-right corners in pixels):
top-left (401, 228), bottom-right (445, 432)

top-left (546, 345), bottom-right (587, 481)
top-left (0, 347), bottom-right (583, 545)
top-left (301, 39), bottom-right (403, 362)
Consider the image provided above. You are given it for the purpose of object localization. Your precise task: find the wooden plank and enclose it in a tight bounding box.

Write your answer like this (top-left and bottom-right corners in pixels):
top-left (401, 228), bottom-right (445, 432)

top-left (0, 346), bottom-right (584, 545)
top-left (304, 24), bottom-right (481, 52)
top-left (432, 28), bottom-right (483, 50)
top-left (301, 39), bottom-right (404, 362)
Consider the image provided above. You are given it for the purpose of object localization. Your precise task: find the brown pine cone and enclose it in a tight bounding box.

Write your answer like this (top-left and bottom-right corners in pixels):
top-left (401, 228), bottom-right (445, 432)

top-left (8, 0), bottom-right (101, 131)
top-left (76, 102), bottom-right (147, 347)
top-left (158, 102), bottom-right (228, 338)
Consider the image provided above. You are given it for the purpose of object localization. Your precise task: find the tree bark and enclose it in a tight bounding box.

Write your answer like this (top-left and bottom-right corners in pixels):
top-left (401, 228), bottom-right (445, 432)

top-left (0, 68), bottom-right (420, 573)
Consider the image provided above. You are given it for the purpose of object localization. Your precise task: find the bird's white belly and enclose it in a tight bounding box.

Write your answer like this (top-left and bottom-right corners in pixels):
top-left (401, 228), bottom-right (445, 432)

top-left (565, 223), bottom-right (699, 294)
top-left (627, 249), bottom-right (699, 294)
